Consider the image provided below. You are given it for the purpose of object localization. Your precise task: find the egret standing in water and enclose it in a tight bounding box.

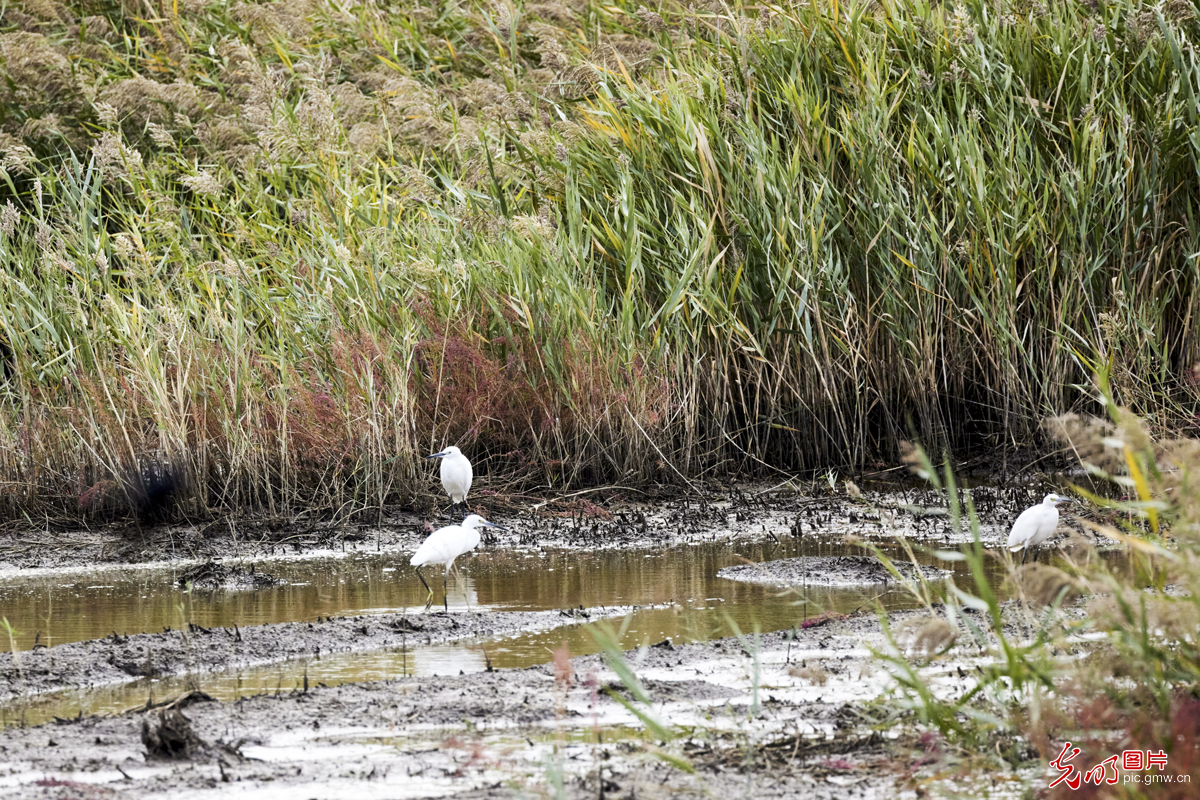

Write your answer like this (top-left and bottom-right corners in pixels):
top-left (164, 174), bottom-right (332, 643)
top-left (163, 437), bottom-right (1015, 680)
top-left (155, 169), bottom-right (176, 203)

top-left (427, 446), bottom-right (472, 508)
top-left (411, 514), bottom-right (502, 611)
top-left (1007, 493), bottom-right (1072, 564)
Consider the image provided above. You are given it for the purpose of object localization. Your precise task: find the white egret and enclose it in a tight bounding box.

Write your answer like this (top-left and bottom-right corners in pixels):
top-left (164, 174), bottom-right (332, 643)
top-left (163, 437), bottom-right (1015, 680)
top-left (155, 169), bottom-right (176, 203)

top-left (427, 445), bottom-right (472, 506)
top-left (1007, 493), bottom-right (1072, 564)
top-left (411, 514), bottom-right (502, 611)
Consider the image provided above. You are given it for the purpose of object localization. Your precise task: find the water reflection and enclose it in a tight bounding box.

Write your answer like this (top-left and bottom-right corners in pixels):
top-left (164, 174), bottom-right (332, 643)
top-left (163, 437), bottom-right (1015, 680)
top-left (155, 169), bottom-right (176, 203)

top-left (0, 537), bottom-right (948, 652)
top-left (0, 534), bottom-right (997, 725)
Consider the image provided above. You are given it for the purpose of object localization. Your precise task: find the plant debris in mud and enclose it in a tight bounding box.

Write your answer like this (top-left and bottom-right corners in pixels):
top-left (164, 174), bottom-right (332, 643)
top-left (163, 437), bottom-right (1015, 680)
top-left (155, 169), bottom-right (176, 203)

top-left (140, 691), bottom-right (247, 764)
top-left (141, 706), bottom-right (205, 760)
top-left (178, 560), bottom-right (279, 590)
top-left (686, 730), bottom-right (889, 773)
top-left (718, 556), bottom-right (948, 587)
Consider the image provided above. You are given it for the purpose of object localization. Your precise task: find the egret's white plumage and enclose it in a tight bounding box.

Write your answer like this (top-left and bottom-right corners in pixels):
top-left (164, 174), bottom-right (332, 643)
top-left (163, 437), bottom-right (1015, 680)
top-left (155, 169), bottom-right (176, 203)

top-left (427, 445), bottom-right (472, 505)
top-left (410, 514), bottom-right (500, 610)
top-left (1007, 493), bottom-right (1071, 563)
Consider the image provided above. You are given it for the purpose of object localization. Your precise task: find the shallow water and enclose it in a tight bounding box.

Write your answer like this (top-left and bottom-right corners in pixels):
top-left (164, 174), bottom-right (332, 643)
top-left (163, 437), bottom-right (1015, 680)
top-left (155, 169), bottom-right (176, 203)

top-left (0, 531), bottom-right (989, 724)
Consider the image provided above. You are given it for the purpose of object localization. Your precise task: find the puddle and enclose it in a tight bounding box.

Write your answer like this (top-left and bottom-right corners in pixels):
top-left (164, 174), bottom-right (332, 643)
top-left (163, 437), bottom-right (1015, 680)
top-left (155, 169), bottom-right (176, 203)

top-left (0, 536), bottom-right (956, 653)
top-left (0, 532), bottom-right (986, 725)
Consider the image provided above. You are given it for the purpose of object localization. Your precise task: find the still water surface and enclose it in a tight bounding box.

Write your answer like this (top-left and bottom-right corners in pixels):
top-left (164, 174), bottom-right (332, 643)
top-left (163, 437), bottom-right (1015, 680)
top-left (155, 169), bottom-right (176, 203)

top-left (0, 534), bottom-right (993, 723)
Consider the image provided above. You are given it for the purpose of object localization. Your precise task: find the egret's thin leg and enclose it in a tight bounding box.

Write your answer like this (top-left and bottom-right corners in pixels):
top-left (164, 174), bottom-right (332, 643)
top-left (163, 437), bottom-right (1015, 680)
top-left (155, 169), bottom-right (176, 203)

top-left (415, 566), bottom-right (433, 610)
top-left (443, 569), bottom-right (449, 613)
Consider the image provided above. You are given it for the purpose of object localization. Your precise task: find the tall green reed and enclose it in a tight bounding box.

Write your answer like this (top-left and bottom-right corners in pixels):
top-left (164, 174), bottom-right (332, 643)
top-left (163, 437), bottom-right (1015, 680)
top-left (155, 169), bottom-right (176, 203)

top-left (0, 0), bottom-right (1196, 521)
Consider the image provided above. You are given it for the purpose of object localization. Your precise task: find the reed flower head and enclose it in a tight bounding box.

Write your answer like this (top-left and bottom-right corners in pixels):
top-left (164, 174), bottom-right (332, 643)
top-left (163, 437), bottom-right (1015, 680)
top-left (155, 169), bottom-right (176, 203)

top-left (147, 123), bottom-right (175, 149)
top-left (949, 4), bottom-right (976, 46)
top-left (0, 200), bottom-right (18, 238)
top-left (1042, 413), bottom-right (1122, 472)
top-left (511, 213), bottom-right (555, 241)
top-left (489, 0), bottom-right (518, 39)
top-left (94, 102), bottom-right (119, 126)
top-left (93, 131), bottom-right (123, 167)
top-left (0, 141), bottom-right (35, 175)
top-left (34, 221), bottom-right (53, 252)
top-left (93, 130), bottom-right (143, 175)
top-left (181, 170), bottom-right (224, 198)
top-left (99, 76), bottom-right (205, 129)
top-left (1016, 564), bottom-right (1082, 607)
top-left (531, 23), bottom-right (569, 72)
top-left (112, 233), bottom-right (135, 261)
top-left (636, 6), bottom-right (667, 34)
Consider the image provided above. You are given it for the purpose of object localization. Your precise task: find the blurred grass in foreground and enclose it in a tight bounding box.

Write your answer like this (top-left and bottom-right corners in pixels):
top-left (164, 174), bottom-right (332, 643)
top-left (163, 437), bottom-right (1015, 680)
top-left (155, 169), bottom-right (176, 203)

top-left (869, 376), bottom-right (1199, 795)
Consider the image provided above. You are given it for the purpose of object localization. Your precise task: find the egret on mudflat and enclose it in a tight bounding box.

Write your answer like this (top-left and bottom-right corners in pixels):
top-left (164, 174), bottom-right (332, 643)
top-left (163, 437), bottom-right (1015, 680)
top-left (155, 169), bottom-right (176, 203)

top-left (1007, 493), bottom-right (1072, 564)
top-left (427, 445), bottom-right (472, 507)
top-left (411, 514), bottom-right (502, 611)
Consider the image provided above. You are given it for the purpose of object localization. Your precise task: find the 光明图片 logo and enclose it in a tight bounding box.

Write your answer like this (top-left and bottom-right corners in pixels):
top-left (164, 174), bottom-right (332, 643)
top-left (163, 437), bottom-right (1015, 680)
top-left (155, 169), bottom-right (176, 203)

top-left (1049, 741), bottom-right (1191, 788)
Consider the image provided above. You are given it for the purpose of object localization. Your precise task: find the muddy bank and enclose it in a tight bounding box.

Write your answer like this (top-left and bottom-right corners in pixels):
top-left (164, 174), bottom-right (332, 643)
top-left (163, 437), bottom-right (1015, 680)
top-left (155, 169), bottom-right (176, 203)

top-left (0, 606), bottom-right (636, 704)
top-left (0, 481), bottom-right (1097, 576)
top-left (0, 609), bottom-right (940, 800)
top-left (718, 556), bottom-right (950, 588)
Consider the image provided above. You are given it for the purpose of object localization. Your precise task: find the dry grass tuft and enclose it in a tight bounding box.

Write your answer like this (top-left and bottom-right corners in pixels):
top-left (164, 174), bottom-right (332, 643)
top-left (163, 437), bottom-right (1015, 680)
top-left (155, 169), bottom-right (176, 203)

top-left (1014, 564), bottom-right (1083, 607)
top-left (895, 616), bottom-right (957, 661)
top-left (788, 664), bottom-right (829, 686)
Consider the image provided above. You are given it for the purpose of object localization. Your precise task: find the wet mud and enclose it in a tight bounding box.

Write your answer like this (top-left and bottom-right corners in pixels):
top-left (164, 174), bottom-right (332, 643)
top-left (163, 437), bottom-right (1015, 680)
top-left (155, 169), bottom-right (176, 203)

top-left (0, 606), bottom-right (634, 704)
top-left (718, 556), bottom-right (950, 587)
top-left (0, 482), bottom-right (1092, 798)
top-left (0, 609), bottom-right (937, 800)
top-left (0, 480), bottom-right (1071, 574)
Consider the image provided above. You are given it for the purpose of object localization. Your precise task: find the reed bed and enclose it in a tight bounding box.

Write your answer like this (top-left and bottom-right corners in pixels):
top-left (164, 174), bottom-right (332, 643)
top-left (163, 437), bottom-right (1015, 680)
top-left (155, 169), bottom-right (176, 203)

top-left (0, 0), bottom-right (1196, 520)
